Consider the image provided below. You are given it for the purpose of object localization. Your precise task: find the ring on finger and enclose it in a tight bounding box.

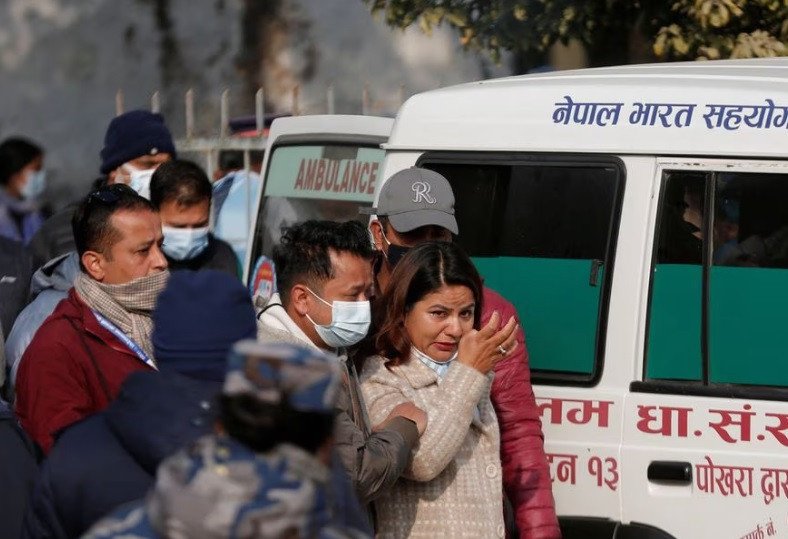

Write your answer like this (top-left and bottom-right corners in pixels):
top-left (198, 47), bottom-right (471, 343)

top-left (498, 345), bottom-right (507, 355)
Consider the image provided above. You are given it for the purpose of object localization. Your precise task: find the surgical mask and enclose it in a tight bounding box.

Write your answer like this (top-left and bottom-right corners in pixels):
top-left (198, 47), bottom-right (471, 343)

top-left (161, 226), bottom-right (210, 261)
top-left (381, 230), bottom-right (411, 269)
top-left (21, 169), bottom-right (46, 200)
top-left (305, 287), bottom-right (371, 349)
top-left (121, 164), bottom-right (155, 199)
top-left (412, 346), bottom-right (457, 378)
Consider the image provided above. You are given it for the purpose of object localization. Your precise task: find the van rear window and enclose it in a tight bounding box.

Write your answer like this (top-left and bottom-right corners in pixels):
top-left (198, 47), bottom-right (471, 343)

top-left (420, 155), bottom-right (624, 385)
top-left (248, 144), bottom-right (385, 282)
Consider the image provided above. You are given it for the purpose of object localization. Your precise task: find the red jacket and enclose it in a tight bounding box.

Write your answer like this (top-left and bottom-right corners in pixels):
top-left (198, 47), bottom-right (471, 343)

top-left (14, 288), bottom-right (154, 454)
top-left (483, 287), bottom-right (561, 539)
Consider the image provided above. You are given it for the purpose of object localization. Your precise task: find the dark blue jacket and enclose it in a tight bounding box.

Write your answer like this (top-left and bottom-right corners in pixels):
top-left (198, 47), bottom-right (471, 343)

top-left (21, 371), bottom-right (220, 539)
top-left (0, 401), bottom-right (39, 539)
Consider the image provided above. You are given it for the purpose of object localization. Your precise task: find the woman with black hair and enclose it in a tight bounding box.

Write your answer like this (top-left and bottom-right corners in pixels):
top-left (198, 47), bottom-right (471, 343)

top-left (360, 241), bottom-right (518, 538)
top-left (0, 137), bottom-right (47, 243)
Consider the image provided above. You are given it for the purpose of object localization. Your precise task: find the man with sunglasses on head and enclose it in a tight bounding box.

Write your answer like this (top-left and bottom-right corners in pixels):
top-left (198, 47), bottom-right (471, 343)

top-left (5, 112), bottom-right (176, 401)
top-left (14, 184), bottom-right (169, 454)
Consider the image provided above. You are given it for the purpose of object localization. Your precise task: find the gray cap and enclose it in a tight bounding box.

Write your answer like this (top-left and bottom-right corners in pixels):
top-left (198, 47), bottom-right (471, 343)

top-left (361, 167), bottom-right (458, 234)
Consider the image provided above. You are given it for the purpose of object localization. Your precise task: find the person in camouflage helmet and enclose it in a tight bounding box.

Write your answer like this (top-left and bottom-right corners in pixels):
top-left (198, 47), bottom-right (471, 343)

top-left (82, 340), bottom-right (371, 539)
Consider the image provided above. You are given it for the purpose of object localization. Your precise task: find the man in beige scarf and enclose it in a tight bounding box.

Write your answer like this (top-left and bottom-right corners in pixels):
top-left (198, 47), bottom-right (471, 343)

top-left (15, 183), bottom-right (169, 453)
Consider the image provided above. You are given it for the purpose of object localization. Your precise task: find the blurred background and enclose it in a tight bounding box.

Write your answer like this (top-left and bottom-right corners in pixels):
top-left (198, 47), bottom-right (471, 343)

top-left (1, 0), bottom-right (785, 208)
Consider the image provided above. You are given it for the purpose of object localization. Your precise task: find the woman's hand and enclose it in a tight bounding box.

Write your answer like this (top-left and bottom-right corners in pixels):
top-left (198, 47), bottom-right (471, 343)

top-left (457, 311), bottom-right (518, 374)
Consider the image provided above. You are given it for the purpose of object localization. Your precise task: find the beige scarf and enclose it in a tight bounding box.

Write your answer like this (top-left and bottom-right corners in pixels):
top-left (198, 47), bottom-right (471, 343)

top-left (74, 270), bottom-right (170, 363)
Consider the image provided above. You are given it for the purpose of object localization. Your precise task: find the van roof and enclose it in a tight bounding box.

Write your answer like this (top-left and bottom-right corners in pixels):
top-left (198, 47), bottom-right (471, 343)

top-left (386, 58), bottom-right (788, 158)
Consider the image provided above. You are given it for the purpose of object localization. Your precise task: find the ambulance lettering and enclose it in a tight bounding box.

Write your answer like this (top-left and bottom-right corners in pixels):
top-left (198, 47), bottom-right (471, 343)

top-left (546, 452), bottom-right (619, 492)
top-left (293, 158), bottom-right (380, 196)
top-left (536, 397), bottom-right (613, 428)
top-left (552, 96), bottom-right (788, 130)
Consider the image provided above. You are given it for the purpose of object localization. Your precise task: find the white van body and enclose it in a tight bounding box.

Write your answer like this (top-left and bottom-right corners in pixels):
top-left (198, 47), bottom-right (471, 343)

top-left (377, 58), bottom-right (788, 539)
top-left (249, 59), bottom-right (788, 539)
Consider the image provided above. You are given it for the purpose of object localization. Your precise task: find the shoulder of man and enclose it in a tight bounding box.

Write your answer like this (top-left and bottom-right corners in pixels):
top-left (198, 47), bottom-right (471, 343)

top-left (257, 322), bottom-right (308, 347)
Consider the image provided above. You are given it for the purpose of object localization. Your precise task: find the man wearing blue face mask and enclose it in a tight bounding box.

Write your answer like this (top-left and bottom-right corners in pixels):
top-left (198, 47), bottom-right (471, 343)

top-left (256, 220), bottom-right (427, 522)
top-left (149, 160), bottom-right (239, 277)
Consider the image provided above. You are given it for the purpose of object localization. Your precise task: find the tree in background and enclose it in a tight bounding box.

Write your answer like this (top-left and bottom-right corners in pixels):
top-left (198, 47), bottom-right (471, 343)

top-left (362, 0), bottom-right (788, 73)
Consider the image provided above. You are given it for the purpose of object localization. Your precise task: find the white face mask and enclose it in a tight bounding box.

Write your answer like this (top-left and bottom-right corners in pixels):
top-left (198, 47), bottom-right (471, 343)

top-left (161, 226), bottom-right (210, 261)
top-left (305, 287), bottom-right (371, 349)
top-left (21, 169), bottom-right (46, 200)
top-left (120, 164), bottom-right (155, 199)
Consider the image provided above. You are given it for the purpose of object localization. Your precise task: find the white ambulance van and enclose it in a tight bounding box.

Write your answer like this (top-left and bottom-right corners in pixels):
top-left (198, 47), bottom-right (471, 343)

top-left (249, 58), bottom-right (788, 539)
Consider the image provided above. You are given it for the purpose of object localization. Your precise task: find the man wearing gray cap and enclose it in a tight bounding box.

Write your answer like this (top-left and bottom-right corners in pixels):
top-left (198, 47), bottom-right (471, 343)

top-left (364, 167), bottom-right (560, 539)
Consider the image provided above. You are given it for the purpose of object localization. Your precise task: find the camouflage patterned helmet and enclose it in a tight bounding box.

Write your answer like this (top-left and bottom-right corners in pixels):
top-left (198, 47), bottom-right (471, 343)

top-left (222, 340), bottom-right (341, 414)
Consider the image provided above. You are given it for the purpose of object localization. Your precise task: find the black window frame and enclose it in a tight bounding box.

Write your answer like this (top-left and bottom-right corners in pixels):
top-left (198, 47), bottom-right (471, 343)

top-left (634, 166), bottom-right (788, 402)
top-left (417, 151), bottom-right (626, 387)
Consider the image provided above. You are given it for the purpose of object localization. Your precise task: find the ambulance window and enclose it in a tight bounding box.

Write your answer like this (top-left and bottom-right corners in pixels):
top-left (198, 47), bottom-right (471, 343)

top-left (646, 172), bottom-right (706, 381)
top-left (247, 144), bottom-right (384, 292)
top-left (646, 169), bottom-right (788, 389)
top-left (422, 158), bottom-right (622, 384)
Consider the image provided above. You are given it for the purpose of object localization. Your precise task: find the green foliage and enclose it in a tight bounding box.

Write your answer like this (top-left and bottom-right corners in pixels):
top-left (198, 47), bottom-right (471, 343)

top-left (363, 0), bottom-right (788, 66)
top-left (655, 0), bottom-right (788, 60)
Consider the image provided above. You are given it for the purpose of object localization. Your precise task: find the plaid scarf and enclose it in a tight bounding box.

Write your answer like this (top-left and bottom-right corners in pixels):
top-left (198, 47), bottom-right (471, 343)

top-left (74, 270), bottom-right (170, 363)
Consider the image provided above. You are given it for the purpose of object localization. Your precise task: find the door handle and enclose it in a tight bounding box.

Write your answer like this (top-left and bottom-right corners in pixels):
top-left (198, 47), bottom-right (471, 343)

top-left (589, 259), bottom-right (603, 287)
top-left (647, 461), bottom-right (692, 484)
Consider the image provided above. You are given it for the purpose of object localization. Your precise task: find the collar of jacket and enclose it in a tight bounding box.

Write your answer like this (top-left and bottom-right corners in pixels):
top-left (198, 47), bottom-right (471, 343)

top-left (388, 354), bottom-right (440, 389)
top-left (69, 288), bottom-right (154, 363)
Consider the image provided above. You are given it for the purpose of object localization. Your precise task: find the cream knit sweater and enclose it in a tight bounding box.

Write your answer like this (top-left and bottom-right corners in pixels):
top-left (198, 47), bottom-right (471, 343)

top-left (360, 354), bottom-right (505, 538)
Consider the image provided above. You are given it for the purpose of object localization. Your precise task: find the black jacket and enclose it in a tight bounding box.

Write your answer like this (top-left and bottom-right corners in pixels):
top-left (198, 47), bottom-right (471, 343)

top-left (0, 401), bottom-right (39, 539)
top-left (21, 372), bottom-right (220, 539)
top-left (0, 237), bottom-right (33, 342)
top-left (165, 234), bottom-right (240, 278)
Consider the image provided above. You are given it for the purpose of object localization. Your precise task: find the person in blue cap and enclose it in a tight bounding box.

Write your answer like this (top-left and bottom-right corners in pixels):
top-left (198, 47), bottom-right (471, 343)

top-left (22, 270), bottom-right (256, 539)
top-left (82, 340), bottom-right (371, 539)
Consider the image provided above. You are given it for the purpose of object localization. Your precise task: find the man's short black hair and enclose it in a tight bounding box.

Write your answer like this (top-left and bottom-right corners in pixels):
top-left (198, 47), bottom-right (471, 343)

top-left (0, 137), bottom-right (43, 186)
top-left (273, 220), bottom-right (374, 304)
top-left (149, 159), bottom-right (212, 210)
top-left (72, 183), bottom-right (154, 261)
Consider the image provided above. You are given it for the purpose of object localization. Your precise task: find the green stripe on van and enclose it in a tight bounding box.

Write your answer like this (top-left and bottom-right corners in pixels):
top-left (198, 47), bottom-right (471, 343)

top-left (471, 257), bottom-right (600, 375)
top-left (709, 266), bottom-right (788, 386)
top-left (646, 264), bottom-right (703, 381)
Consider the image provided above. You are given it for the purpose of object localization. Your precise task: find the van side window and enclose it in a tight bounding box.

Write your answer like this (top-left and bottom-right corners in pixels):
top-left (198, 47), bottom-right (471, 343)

top-left (646, 170), bottom-right (788, 388)
top-left (422, 157), bottom-right (622, 384)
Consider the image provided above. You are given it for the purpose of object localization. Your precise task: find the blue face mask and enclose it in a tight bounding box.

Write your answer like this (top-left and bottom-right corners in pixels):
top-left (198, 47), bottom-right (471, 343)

top-left (21, 170), bottom-right (46, 200)
top-left (162, 226), bottom-right (210, 261)
top-left (305, 288), bottom-right (371, 349)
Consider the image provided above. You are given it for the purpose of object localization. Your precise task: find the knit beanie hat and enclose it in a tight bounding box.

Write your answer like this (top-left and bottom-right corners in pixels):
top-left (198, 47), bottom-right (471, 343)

top-left (153, 270), bottom-right (256, 381)
top-left (100, 110), bottom-right (176, 174)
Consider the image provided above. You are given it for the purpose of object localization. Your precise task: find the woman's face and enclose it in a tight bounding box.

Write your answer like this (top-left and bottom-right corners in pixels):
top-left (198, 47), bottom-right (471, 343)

top-left (403, 284), bottom-right (475, 363)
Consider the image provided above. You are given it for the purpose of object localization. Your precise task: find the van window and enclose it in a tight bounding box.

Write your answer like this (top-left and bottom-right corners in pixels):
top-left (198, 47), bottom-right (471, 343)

top-left (248, 143), bottom-right (385, 272)
top-left (422, 156), bottom-right (623, 383)
top-left (646, 169), bottom-right (788, 388)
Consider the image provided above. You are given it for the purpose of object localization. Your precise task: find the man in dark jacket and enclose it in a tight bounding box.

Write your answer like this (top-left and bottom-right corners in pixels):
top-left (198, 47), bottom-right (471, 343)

top-left (365, 168), bottom-right (561, 539)
top-left (15, 184), bottom-right (169, 453)
top-left (256, 220), bottom-right (427, 508)
top-left (28, 110), bottom-right (175, 269)
top-left (83, 340), bottom-right (371, 539)
top-left (0, 399), bottom-right (38, 539)
top-left (0, 236), bottom-right (33, 377)
top-left (150, 160), bottom-right (239, 277)
top-left (21, 270), bottom-right (257, 539)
